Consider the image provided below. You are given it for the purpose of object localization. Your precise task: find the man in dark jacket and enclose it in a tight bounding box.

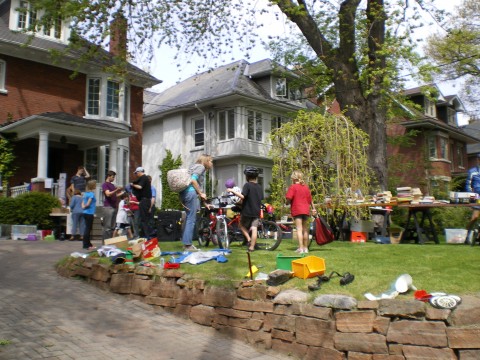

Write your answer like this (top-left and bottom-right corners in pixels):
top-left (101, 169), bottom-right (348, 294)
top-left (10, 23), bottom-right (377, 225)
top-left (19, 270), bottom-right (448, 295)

top-left (130, 167), bottom-right (153, 239)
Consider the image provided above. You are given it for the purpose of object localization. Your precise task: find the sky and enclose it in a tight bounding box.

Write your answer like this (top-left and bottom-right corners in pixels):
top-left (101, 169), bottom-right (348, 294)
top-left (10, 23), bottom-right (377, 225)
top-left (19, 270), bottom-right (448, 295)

top-left (144, 0), bottom-right (465, 116)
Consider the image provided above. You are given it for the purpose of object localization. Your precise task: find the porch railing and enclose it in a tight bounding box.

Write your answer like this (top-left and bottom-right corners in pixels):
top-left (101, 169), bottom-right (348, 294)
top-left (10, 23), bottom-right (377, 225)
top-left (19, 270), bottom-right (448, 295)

top-left (10, 183), bottom-right (59, 198)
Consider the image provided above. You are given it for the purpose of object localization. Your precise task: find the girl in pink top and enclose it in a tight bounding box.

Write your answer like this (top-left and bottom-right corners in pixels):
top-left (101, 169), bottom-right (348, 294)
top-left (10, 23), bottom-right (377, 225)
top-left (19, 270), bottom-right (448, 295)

top-left (285, 170), bottom-right (317, 253)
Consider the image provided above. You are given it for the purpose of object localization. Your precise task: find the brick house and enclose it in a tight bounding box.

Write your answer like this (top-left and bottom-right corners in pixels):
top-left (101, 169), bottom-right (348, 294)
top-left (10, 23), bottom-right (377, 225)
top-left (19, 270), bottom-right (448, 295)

top-left (387, 84), bottom-right (479, 195)
top-left (0, 0), bottom-right (160, 197)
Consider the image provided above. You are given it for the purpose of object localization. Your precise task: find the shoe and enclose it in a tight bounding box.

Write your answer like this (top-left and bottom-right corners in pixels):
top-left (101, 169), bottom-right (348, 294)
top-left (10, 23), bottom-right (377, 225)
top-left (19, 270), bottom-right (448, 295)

top-left (87, 246), bottom-right (97, 251)
top-left (302, 248), bottom-right (309, 254)
top-left (184, 245), bottom-right (200, 252)
top-left (294, 248), bottom-right (302, 253)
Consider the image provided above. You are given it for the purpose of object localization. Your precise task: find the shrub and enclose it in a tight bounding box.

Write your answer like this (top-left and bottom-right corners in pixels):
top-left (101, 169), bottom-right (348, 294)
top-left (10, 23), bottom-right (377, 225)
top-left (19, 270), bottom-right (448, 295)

top-left (0, 192), bottom-right (60, 229)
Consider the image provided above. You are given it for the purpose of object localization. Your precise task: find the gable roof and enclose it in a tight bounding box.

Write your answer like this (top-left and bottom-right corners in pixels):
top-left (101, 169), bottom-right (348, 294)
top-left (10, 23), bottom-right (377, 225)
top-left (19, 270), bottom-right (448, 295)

top-left (0, 0), bottom-right (160, 88)
top-left (144, 59), bottom-right (311, 118)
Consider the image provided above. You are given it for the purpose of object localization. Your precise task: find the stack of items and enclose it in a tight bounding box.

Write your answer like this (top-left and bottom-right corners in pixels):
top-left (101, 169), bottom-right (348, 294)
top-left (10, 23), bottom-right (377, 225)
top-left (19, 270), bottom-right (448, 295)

top-left (376, 191), bottom-right (393, 203)
top-left (410, 188), bottom-right (423, 204)
top-left (420, 196), bottom-right (435, 204)
top-left (396, 187), bottom-right (413, 203)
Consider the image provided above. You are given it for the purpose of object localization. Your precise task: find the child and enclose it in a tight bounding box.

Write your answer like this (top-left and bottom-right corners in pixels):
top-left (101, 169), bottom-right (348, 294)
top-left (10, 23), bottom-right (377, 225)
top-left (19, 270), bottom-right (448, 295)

top-left (223, 178), bottom-right (242, 215)
top-left (81, 180), bottom-right (97, 251)
top-left (69, 189), bottom-right (84, 240)
top-left (227, 167), bottom-right (264, 252)
top-left (285, 170), bottom-right (317, 254)
top-left (113, 192), bottom-right (133, 238)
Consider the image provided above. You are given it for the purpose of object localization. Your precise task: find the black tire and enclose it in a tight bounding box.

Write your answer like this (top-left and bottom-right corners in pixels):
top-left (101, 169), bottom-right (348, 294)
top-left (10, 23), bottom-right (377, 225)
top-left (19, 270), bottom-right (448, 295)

top-left (196, 217), bottom-right (210, 247)
top-left (216, 217), bottom-right (229, 249)
top-left (472, 228), bottom-right (478, 247)
top-left (255, 220), bottom-right (282, 251)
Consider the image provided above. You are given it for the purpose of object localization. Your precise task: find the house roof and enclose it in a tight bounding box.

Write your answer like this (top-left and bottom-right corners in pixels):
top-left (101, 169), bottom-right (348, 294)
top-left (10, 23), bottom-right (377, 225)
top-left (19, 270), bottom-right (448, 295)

top-left (0, 112), bottom-right (135, 148)
top-left (0, 0), bottom-right (160, 88)
top-left (144, 59), bottom-right (311, 118)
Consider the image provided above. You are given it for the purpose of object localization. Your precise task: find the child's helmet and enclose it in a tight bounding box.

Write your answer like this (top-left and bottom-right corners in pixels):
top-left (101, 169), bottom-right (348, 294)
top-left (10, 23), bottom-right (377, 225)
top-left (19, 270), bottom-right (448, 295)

top-left (244, 166), bottom-right (259, 177)
top-left (225, 178), bottom-right (236, 188)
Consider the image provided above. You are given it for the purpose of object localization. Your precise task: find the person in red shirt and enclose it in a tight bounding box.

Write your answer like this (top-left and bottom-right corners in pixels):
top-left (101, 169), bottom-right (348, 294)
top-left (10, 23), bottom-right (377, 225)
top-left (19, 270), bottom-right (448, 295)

top-left (285, 170), bottom-right (317, 254)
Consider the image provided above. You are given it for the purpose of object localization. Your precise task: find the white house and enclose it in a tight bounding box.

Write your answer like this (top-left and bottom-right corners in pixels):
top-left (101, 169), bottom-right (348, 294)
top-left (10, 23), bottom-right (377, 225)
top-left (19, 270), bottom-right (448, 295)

top-left (143, 59), bottom-right (316, 206)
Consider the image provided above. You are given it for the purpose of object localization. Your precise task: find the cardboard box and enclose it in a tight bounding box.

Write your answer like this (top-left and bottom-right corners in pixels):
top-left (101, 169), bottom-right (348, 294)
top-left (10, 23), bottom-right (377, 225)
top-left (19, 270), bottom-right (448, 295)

top-left (104, 235), bottom-right (129, 249)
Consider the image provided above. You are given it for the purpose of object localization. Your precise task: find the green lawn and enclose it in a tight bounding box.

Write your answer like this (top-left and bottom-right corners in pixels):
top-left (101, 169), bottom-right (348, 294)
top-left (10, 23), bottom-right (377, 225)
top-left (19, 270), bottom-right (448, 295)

top-left (155, 236), bottom-right (480, 301)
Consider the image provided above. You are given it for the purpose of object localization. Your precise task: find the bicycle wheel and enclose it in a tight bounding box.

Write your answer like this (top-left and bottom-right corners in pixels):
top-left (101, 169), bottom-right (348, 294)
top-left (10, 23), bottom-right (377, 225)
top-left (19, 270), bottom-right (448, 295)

top-left (472, 228), bottom-right (478, 247)
top-left (255, 220), bottom-right (282, 251)
top-left (216, 217), bottom-right (229, 249)
top-left (196, 217), bottom-right (211, 247)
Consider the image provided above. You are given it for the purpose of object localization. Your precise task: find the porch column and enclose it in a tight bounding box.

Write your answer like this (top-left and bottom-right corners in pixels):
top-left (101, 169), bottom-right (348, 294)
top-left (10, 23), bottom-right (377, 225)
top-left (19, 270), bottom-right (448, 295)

top-left (109, 140), bottom-right (118, 172)
top-left (37, 131), bottom-right (49, 178)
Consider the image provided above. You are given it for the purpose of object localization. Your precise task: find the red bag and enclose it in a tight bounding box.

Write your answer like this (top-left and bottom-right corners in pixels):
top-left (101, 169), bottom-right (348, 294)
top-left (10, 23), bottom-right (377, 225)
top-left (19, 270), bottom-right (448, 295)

top-left (314, 215), bottom-right (335, 245)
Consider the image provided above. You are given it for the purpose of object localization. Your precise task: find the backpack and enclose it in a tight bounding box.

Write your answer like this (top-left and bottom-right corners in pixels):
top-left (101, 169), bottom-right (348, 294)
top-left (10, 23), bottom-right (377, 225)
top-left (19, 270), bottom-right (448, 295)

top-left (167, 169), bottom-right (191, 192)
top-left (313, 214), bottom-right (335, 245)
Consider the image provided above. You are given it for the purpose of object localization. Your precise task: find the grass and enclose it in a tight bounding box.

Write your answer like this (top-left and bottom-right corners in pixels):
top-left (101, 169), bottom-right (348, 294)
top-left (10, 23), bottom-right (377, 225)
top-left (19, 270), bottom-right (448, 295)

top-left (155, 236), bottom-right (480, 300)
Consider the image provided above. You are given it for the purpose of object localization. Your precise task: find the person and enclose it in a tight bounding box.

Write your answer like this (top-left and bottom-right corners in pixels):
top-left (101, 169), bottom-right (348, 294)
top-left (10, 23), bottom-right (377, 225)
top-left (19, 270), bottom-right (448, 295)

top-left (285, 170), bottom-right (317, 254)
top-left (147, 175), bottom-right (157, 227)
top-left (112, 192), bottom-right (133, 238)
top-left (81, 180), bottom-right (97, 250)
top-left (223, 178), bottom-right (242, 218)
top-left (227, 166), bottom-right (264, 252)
top-left (69, 166), bottom-right (90, 194)
top-left (180, 154), bottom-right (213, 251)
top-left (126, 187), bottom-right (141, 238)
top-left (101, 170), bottom-right (124, 241)
top-left (465, 154), bottom-right (480, 243)
top-left (68, 189), bottom-right (84, 240)
top-left (130, 167), bottom-right (154, 239)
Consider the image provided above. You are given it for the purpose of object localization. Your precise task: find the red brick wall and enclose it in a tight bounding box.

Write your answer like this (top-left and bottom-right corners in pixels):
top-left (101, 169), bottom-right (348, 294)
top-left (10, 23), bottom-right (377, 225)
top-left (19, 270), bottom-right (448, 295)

top-left (0, 55), bottom-right (86, 122)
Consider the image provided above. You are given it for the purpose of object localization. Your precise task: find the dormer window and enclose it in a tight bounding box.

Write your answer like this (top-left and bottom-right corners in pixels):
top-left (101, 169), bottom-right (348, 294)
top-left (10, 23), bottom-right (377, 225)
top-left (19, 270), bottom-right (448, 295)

top-left (275, 78), bottom-right (287, 97)
top-left (424, 98), bottom-right (436, 117)
top-left (17, 0), bottom-right (36, 30)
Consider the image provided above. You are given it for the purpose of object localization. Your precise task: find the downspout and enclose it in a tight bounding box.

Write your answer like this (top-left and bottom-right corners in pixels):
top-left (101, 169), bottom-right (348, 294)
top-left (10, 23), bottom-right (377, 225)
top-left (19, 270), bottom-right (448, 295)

top-left (195, 103), bottom-right (213, 194)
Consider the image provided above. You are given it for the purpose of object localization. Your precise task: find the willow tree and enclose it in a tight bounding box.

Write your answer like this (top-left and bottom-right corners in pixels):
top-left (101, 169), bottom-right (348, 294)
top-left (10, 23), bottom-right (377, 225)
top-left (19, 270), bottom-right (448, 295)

top-left (28, 0), bottom-right (438, 188)
top-left (269, 110), bottom-right (371, 218)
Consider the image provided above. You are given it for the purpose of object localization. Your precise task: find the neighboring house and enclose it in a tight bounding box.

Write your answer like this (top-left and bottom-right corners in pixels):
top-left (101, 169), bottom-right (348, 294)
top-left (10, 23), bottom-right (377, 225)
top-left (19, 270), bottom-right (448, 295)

top-left (460, 119), bottom-right (480, 169)
top-left (387, 84), bottom-right (479, 194)
top-left (143, 59), bottom-right (315, 205)
top-left (0, 0), bottom-right (160, 197)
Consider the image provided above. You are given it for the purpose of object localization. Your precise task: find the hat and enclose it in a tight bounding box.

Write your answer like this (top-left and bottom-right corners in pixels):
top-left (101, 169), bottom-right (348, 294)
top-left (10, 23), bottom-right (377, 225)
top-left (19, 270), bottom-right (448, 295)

top-left (134, 167), bottom-right (145, 174)
top-left (225, 178), bottom-right (236, 188)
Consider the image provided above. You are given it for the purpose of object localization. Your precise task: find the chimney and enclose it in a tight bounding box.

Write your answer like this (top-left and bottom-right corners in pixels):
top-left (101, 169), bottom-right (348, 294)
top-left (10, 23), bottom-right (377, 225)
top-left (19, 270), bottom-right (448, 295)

top-left (109, 12), bottom-right (128, 59)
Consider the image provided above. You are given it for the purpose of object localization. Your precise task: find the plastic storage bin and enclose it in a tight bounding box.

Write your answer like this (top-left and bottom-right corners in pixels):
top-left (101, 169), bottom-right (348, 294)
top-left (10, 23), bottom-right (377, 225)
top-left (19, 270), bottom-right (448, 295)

top-left (351, 231), bottom-right (367, 242)
top-left (276, 253), bottom-right (304, 271)
top-left (12, 225), bottom-right (37, 240)
top-left (0, 224), bottom-right (12, 240)
top-left (292, 256), bottom-right (326, 279)
top-left (445, 229), bottom-right (468, 244)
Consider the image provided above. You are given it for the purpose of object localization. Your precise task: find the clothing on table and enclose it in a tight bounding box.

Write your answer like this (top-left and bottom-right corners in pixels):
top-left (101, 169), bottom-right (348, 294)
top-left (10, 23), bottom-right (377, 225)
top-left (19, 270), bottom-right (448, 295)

top-left (69, 194), bottom-right (85, 236)
top-left (181, 164), bottom-right (206, 246)
top-left (81, 190), bottom-right (96, 249)
top-left (285, 183), bottom-right (313, 217)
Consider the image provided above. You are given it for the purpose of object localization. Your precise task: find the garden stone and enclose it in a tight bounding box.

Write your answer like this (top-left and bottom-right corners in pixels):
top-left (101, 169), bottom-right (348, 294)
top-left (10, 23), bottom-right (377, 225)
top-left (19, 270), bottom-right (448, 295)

top-left (273, 289), bottom-right (308, 304)
top-left (313, 294), bottom-right (357, 310)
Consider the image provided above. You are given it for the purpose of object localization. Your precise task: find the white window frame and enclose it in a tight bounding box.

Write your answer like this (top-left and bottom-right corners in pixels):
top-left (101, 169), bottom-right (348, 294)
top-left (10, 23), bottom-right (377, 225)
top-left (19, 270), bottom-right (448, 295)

top-left (275, 78), bottom-right (287, 97)
top-left (193, 117), bottom-right (205, 148)
top-left (247, 110), bottom-right (263, 142)
top-left (0, 59), bottom-right (7, 94)
top-left (424, 98), bottom-right (436, 118)
top-left (218, 109), bottom-right (235, 141)
top-left (85, 75), bottom-right (130, 124)
top-left (439, 137), bottom-right (448, 160)
top-left (427, 136), bottom-right (437, 159)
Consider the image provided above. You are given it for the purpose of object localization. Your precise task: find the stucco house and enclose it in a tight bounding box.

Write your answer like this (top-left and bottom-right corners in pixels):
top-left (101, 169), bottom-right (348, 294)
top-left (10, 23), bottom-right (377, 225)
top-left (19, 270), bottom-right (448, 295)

top-left (0, 0), bottom-right (160, 198)
top-left (143, 59), bottom-right (316, 205)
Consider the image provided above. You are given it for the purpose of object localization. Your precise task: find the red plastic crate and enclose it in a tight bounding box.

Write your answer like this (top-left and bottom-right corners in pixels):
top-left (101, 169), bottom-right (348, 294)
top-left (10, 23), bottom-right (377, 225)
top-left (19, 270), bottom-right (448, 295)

top-left (351, 231), bottom-right (367, 242)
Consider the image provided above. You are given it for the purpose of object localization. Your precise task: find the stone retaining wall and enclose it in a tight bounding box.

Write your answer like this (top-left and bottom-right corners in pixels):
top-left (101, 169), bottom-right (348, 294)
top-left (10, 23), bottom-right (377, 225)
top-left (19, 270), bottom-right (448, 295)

top-left (57, 257), bottom-right (480, 360)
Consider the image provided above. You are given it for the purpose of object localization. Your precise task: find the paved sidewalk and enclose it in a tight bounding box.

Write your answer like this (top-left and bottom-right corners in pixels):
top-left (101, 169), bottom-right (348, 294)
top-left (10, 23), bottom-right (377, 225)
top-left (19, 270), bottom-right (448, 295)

top-left (0, 239), bottom-right (292, 360)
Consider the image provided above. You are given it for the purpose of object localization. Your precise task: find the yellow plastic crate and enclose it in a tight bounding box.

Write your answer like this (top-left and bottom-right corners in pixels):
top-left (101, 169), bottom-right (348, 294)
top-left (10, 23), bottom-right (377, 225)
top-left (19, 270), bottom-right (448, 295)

top-left (292, 256), bottom-right (326, 279)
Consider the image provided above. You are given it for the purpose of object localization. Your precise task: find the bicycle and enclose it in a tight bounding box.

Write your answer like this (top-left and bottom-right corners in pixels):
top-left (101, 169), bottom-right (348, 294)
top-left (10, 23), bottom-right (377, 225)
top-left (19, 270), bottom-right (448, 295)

top-left (195, 195), bottom-right (233, 249)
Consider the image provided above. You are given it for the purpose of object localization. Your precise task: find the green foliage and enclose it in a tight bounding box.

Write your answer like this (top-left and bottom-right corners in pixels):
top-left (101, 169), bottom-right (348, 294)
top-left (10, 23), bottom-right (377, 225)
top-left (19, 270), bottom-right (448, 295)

top-left (269, 110), bottom-right (371, 219)
top-left (0, 136), bottom-right (17, 194)
top-left (159, 150), bottom-right (183, 210)
top-left (0, 192), bottom-right (60, 229)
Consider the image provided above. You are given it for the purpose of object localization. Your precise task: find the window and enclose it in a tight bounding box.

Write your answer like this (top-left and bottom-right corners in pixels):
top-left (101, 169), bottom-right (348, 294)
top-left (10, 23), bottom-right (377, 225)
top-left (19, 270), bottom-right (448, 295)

top-left (248, 110), bottom-right (263, 141)
top-left (17, 1), bottom-right (36, 30)
top-left (86, 76), bottom-right (130, 122)
top-left (218, 109), bottom-right (235, 140)
top-left (86, 148), bottom-right (98, 181)
top-left (439, 137), bottom-right (448, 159)
top-left (424, 98), bottom-right (436, 117)
top-left (193, 118), bottom-right (204, 147)
top-left (289, 87), bottom-right (302, 101)
top-left (106, 80), bottom-right (120, 117)
top-left (447, 108), bottom-right (456, 126)
top-left (0, 60), bottom-right (6, 93)
top-left (275, 78), bottom-right (287, 97)
top-left (271, 115), bottom-right (287, 130)
top-left (427, 136), bottom-right (436, 158)
top-left (457, 145), bottom-right (464, 168)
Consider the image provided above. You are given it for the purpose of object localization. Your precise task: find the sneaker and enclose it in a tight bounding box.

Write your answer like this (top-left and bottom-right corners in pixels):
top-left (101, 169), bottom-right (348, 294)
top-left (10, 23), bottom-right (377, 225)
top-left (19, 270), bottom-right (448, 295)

top-left (294, 248), bottom-right (303, 253)
top-left (302, 248), bottom-right (309, 254)
top-left (87, 246), bottom-right (97, 251)
top-left (184, 244), bottom-right (200, 252)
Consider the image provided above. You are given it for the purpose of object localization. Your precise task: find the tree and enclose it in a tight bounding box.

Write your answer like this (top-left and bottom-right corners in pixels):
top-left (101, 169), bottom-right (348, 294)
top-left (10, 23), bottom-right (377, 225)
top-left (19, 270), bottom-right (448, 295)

top-left (425, 0), bottom-right (480, 115)
top-left (29, 0), bottom-right (437, 189)
top-left (0, 135), bottom-right (17, 196)
top-left (159, 150), bottom-right (183, 210)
